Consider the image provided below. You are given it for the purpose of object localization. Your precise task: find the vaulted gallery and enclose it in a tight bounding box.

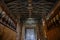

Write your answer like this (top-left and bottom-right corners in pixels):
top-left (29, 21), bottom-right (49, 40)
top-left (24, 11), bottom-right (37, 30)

top-left (0, 0), bottom-right (60, 40)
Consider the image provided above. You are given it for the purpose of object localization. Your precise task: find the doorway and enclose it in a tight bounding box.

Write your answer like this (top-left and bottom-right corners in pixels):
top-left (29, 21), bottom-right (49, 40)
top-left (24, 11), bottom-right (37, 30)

top-left (22, 18), bottom-right (37, 40)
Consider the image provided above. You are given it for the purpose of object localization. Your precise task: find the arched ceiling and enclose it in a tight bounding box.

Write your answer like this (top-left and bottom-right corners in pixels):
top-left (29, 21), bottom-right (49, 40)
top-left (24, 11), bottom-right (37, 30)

top-left (2, 0), bottom-right (59, 21)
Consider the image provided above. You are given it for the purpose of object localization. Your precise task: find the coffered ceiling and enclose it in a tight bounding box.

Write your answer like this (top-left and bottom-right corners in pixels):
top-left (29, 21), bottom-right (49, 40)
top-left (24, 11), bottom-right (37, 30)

top-left (2, 0), bottom-right (59, 22)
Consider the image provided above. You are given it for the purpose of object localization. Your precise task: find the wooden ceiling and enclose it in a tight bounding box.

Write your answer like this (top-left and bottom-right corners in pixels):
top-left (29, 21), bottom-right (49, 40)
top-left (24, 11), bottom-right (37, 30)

top-left (1, 0), bottom-right (59, 21)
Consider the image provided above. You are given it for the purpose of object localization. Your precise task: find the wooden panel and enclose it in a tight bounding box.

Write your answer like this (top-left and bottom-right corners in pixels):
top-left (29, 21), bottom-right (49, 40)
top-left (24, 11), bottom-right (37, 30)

top-left (0, 24), bottom-right (16, 40)
top-left (46, 27), bottom-right (60, 40)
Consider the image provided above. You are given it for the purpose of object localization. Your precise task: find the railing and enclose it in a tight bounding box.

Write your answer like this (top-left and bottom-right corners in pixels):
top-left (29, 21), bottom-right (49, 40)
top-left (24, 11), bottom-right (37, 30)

top-left (0, 5), bottom-right (16, 32)
top-left (46, 1), bottom-right (60, 30)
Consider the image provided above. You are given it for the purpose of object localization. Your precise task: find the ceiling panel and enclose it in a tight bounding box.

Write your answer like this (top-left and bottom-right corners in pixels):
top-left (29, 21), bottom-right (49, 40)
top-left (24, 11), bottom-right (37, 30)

top-left (3, 0), bottom-right (59, 21)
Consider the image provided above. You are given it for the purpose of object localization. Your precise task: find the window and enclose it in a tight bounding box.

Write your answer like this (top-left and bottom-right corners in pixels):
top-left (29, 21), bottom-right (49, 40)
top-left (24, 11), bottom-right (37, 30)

top-left (25, 29), bottom-right (36, 40)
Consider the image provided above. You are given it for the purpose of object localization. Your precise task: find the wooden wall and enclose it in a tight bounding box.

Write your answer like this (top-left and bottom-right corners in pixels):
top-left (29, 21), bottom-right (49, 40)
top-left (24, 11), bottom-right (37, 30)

top-left (0, 24), bottom-right (16, 40)
top-left (46, 27), bottom-right (60, 40)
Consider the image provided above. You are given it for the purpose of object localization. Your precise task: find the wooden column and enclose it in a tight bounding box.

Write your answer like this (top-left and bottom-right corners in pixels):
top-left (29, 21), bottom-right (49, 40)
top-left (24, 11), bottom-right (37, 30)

top-left (16, 22), bottom-right (20, 40)
top-left (16, 16), bottom-right (21, 40)
top-left (16, 16), bottom-right (23, 40)
top-left (42, 18), bottom-right (47, 40)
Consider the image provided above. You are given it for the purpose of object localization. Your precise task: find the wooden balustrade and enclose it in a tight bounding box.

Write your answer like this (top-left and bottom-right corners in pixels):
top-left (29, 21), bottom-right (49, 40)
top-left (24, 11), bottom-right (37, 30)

top-left (46, 1), bottom-right (60, 30)
top-left (0, 2), bottom-right (17, 31)
top-left (44, 1), bottom-right (60, 40)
